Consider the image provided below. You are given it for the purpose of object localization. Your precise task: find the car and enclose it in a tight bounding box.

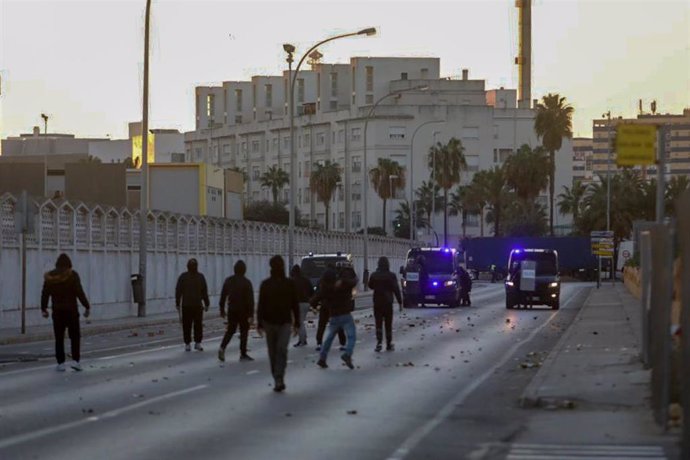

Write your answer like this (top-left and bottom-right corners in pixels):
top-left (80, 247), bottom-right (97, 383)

top-left (300, 252), bottom-right (353, 292)
top-left (400, 247), bottom-right (461, 308)
top-left (505, 248), bottom-right (560, 310)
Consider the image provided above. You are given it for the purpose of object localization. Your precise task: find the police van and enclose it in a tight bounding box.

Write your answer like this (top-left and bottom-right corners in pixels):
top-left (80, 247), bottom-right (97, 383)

top-left (300, 252), bottom-right (353, 292)
top-left (400, 247), bottom-right (462, 308)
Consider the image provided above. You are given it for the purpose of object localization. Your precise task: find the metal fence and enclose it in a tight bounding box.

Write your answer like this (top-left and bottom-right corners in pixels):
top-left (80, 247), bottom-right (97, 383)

top-left (0, 193), bottom-right (411, 328)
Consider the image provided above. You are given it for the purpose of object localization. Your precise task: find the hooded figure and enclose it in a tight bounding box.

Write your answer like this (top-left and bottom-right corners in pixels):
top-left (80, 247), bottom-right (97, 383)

top-left (41, 253), bottom-right (91, 371)
top-left (257, 255), bottom-right (300, 392)
top-left (218, 260), bottom-right (255, 362)
top-left (175, 258), bottom-right (210, 352)
top-left (368, 256), bottom-right (402, 351)
top-left (290, 264), bottom-right (313, 347)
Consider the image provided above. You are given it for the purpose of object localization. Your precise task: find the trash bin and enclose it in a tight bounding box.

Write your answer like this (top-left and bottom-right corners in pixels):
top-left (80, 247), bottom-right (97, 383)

top-left (131, 274), bottom-right (144, 304)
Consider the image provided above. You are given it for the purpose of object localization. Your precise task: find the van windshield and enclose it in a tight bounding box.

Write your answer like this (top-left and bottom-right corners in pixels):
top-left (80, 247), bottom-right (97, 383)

top-left (511, 252), bottom-right (558, 276)
top-left (408, 251), bottom-right (454, 274)
top-left (301, 257), bottom-right (347, 280)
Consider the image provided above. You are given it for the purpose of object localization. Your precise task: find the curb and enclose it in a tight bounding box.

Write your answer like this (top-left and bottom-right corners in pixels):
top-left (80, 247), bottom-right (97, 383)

top-left (519, 287), bottom-right (594, 408)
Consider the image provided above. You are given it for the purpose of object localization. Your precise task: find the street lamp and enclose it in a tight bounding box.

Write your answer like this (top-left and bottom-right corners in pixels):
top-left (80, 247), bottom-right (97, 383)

top-left (409, 120), bottom-right (445, 241)
top-left (283, 27), bottom-right (376, 267)
top-left (389, 174), bottom-right (399, 234)
top-left (603, 111), bottom-right (612, 233)
top-left (362, 85), bottom-right (428, 274)
top-left (430, 130), bottom-right (441, 238)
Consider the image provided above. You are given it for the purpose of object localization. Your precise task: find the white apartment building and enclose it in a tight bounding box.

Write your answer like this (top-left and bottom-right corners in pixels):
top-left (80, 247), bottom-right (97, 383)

top-left (185, 57), bottom-right (573, 245)
top-left (572, 137), bottom-right (594, 185)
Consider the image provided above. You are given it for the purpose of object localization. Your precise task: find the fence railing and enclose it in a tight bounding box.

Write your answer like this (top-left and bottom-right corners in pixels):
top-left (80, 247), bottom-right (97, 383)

top-left (0, 193), bottom-right (412, 327)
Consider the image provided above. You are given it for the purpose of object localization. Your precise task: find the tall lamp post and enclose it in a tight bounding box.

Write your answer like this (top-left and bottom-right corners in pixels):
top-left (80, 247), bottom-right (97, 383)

top-left (603, 111), bottom-right (612, 233)
top-left (362, 85), bottom-right (428, 274)
top-left (389, 174), bottom-right (399, 233)
top-left (409, 120), bottom-right (445, 241)
top-left (283, 27), bottom-right (376, 267)
top-left (138, 0), bottom-right (152, 317)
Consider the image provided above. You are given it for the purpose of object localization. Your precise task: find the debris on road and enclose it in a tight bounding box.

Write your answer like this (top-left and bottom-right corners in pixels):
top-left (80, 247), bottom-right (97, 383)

top-left (347, 410), bottom-right (358, 415)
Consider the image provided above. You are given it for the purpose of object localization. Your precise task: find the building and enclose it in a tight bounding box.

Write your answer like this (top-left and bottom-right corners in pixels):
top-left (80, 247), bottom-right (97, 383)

top-left (185, 56), bottom-right (573, 245)
top-left (592, 108), bottom-right (690, 181)
top-left (572, 137), bottom-right (594, 185)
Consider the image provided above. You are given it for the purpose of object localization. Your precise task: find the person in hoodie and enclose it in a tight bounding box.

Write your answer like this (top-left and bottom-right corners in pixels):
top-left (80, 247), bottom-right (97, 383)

top-left (175, 258), bottom-right (210, 352)
top-left (41, 253), bottom-right (91, 372)
top-left (218, 260), bottom-right (255, 362)
top-left (290, 264), bottom-right (313, 347)
top-left (315, 263), bottom-right (346, 352)
top-left (310, 262), bottom-right (358, 370)
top-left (257, 255), bottom-right (300, 392)
top-left (368, 256), bottom-right (402, 352)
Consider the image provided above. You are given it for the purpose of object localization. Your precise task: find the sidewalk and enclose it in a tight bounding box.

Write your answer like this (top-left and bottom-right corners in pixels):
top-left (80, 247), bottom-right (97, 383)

top-left (517, 283), bottom-right (680, 457)
top-left (0, 290), bottom-right (374, 346)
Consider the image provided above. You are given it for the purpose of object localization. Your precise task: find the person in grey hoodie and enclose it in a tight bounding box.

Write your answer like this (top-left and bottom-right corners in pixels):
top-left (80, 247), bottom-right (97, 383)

top-left (367, 256), bottom-right (402, 352)
top-left (41, 253), bottom-right (91, 372)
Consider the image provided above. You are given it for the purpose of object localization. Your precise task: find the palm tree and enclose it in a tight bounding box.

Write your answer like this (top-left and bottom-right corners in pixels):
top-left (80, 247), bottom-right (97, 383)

top-left (428, 138), bottom-right (467, 245)
top-left (260, 165), bottom-right (289, 204)
top-left (415, 180), bottom-right (442, 234)
top-left (393, 200), bottom-right (428, 239)
top-left (463, 181), bottom-right (487, 236)
top-left (534, 93), bottom-right (574, 235)
top-left (448, 185), bottom-right (471, 238)
top-left (369, 158), bottom-right (406, 234)
top-left (504, 144), bottom-right (550, 200)
top-left (557, 180), bottom-right (587, 233)
top-left (309, 160), bottom-right (341, 230)
top-left (473, 166), bottom-right (507, 237)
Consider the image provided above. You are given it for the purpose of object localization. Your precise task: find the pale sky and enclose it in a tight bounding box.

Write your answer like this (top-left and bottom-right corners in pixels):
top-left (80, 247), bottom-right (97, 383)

top-left (0, 0), bottom-right (688, 142)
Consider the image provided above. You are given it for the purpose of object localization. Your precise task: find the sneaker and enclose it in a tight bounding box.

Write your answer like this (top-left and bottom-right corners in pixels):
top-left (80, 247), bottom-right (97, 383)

top-left (184, 344), bottom-right (191, 352)
top-left (375, 343), bottom-right (382, 353)
top-left (316, 359), bottom-right (328, 369)
top-left (341, 353), bottom-right (354, 370)
top-left (273, 380), bottom-right (286, 392)
top-left (56, 363), bottom-right (66, 372)
top-left (239, 354), bottom-right (254, 362)
top-left (315, 345), bottom-right (322, 352)
top-left (293, 341), bottom-right (307, 348)
top-left (386, 343), bottom-right (395, 352)
top-left (218, 348), bottom-right (225, 362)
top-left (70, 361), bottom-right (82, 372)
top-left (194, 343), bottom-right (204, 352)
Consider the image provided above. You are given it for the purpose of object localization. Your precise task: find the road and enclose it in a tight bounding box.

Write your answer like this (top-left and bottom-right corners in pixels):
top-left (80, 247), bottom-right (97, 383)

top-left (0, 282), bottom-right (590, 459)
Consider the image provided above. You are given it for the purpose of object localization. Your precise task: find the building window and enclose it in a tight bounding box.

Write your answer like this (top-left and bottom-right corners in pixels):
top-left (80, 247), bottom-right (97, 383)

top-left (273, 138), bottom-right (279, 150)
top-left (223, 144), bottom-right (230, 156)
top-left (252, 140), bottom-right (260, 153)
top-left (241, 142), bottom-right (247, 153)
top-left (252, 191), bottom-right (259, 201)
top-left (195, 147), bottom-right (202, 160)
top-left (266, 139), bottom-right (270, 152)
top-left (252, 166), bottom-right (260, 180)
top-left (421, 68), bottom-right (429, 79)
top-left (297, 79), bottom-right (305, 104)
top-left (316, 132), bottom-right (325, 146)
top-left (330, 72), bottom-right (338, 97)
top-left (206, 94), bottom-right (215, 117)
top-left (389, 126), bottom-right (406, 140)
top-left (352, 156), bottom-right (362, 173)
top-left (305, 187), bottom-right (311, 203)
top-left (351, 127), bottom-right (361, 141)
top-left (338, 129), bottom-right (344, 143)
top-left (283, 189), bottom-right (289, 202)
top-left (235, 115), bottom-right (242, 124)
top-left (352, 211), bottom-right (361, 228)
top-left (338, 212), bottom-right (344, 229)
top-left (304, 160), bottom-right (310, 177)
top-left (352, 183), bottom-right (361, 201)
top-left (329, 100), bottom-right (338, 111)
top-left (365, 66), bottom-right (374, 92)
top-left (235, 89), bottom-right (243, 111)
top-left (317, 213), bottom-right (325, 226)
top-left (265, 84), bottom-right (272, 107)
top-left (400, 72), bottom-right (408, 80)
top-left (252, 84), bottom-right (257, 108)
top-left (365, 94), bottom-right (374, 104)
top-left (461, 127), bottom-right (479, 139)
top-left (466, 213), bottom-right (479, 227)
top-left (585, 157), bottom-right (593, 171)
top-left (305, 133), bottom-right (310, 146)
top-left (298, 188), bottom-right (302, 204)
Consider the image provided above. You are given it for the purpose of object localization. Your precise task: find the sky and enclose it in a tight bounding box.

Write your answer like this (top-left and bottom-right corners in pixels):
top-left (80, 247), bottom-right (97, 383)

top-left (0, 0), bottom-right (688, 142)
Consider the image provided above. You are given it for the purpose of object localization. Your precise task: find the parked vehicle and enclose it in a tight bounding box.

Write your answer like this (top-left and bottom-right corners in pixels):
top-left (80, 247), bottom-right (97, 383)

top-left (504, 248), bottom-right (561, 310)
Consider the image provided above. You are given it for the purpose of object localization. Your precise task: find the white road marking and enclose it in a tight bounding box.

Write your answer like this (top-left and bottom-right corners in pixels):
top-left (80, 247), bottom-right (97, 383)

top-left (0, 384), bottom-right (207, 450)
top-left (387, 287), bottom-right (585, 460)
top-left (507, 443), bottom-right (666, 459)
top-left (246, 370), bottom-right (259, 375)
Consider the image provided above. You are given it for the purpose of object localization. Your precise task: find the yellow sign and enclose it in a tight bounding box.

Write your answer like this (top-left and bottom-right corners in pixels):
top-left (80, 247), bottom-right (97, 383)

top-left (132, 133), bottom-right (155, 168)
top-left (616, 125), bottom-right (656, 166)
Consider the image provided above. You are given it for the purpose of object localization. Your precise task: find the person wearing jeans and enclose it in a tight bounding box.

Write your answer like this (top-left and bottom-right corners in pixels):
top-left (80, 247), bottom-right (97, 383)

top-left (310, 263), bottom-right (358, 369)
top-left (175, 258), bottom-right (210, 351)
top-left (41, 253), bottom-right (91, 372)
top-left (257, 255), bottom-right (300, 392)
top-left (290, 265), bottom-right (313, 347)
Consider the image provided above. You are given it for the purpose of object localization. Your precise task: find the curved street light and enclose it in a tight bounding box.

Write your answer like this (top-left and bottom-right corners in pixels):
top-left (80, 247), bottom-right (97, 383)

top-left (362, 85), bottom-right (428, 275)
top-left (283, 27), bottom-right (376, 267)
top-left (409, 119), bottom-right (445, 241)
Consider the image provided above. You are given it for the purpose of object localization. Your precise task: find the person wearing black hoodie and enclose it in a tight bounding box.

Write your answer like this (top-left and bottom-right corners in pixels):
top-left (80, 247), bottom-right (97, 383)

top-left (41, 253), bottom-right (91, 372)
top-left (175, 258), bottom-right (210, 352)
top-left (218, 260), bottom-right (255, 362)
top-left (290, 264), bottom-right (313, 347)
top-left (368, 256), bottom-right (402, 352)
top-left (257, 255), bottom-right (300, 392)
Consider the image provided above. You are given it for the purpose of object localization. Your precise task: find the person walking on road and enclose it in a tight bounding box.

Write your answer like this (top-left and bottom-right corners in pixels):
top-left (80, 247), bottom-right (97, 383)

top-left (290, 264), bottom-right (313, 347)
top-left (310, 262), bottom-right (358, 369)
top-left (41, 253), bottom-right (91, 372)
top-left (368, 256), bottom-right (402, 352)
top-left (175, 258), bottom-right (210, 352)
top-left (315, 264), bottom-right (346, 351)
top-left (458, 266), bottom-right (473, 306)
top-left (218, 260), bottom-right (255, 362)
top-left (257, 255), bottom-right (300, 392)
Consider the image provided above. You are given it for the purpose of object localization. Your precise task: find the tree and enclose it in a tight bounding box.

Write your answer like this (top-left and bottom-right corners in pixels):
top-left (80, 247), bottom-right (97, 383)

top-left (309, 160), bottom-right (341, 231)
top-left (448, 185), bottom-right (472, 238)
top-left (502, 198), bottom-right (548, 237)
top-left (534, 93), bottom-right (574, 236)
top-left (666, 175), bottom-right (690, 217)
top-left (463, 181), bottom-right (487, 236)
top-left (428, 137), bottom-right (467, 245)
top-left (244, 200), bottom-right (305, 226)
top-left (369, 158), bottom-right (406, 234)
top-left (473, 166), bottom-right (507, 237)
top-left (122, 157), bottom-right (135, 169)
top-left (557, 180), bottom-right (588, 234)
top-left (260, 165), bottom-right (289, 204)
top-left (504, 144), bottom-right (550, 201)
top-left (415, 180), bottom-right (442, 235)
top-left (393, 200), bottom-right (428, 239)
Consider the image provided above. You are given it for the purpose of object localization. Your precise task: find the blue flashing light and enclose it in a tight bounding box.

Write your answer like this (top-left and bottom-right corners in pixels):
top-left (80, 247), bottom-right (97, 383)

top-left (432, 281), bottom-right (439, 287)
top-left (513, 249), bottom-right (521, 254)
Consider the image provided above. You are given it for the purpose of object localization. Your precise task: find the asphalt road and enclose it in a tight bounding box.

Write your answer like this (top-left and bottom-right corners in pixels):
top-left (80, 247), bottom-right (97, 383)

top-left (0, 282), bottom-right (590, 460)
